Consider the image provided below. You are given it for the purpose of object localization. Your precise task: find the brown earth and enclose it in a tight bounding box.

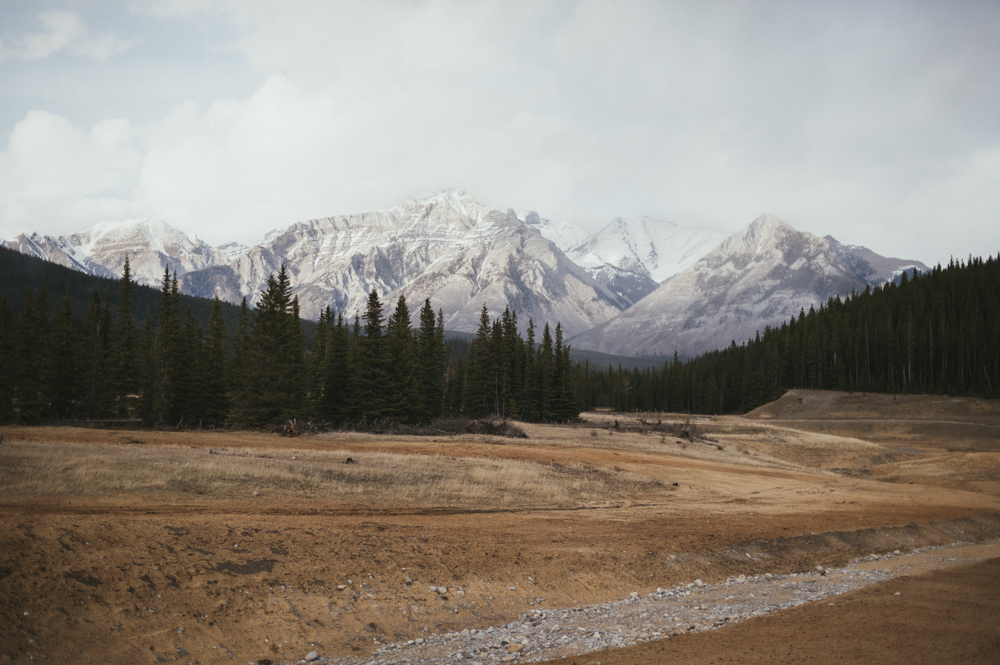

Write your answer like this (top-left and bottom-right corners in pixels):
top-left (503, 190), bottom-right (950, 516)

top-left (1, 389), bottom-right (999, 664)
top-left (546, 555), bottom-right (1000, 665)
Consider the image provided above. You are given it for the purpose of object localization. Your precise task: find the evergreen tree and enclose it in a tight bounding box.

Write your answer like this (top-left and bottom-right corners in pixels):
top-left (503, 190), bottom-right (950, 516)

top-left (550, 323), bottom-right (579, 421)
top-left (202, 296), bottom-right (230, 426)
top-left (107, 257), bottom-right (140, 418)
top-left (417, 299), bottom-right (445, 420)
top-left (152, 269), bottom-right (182, 425)
top-left (0, 298), bottom-right (14, 421)
top-left (241, 265), bottom-right (306, 426)
top-left (385, 295), bottom-right (420, 422)
top-left (79, 289), bottom-right (106, 418)
top-left (48, 293), bottom-right (79, 419)
top-left (464, 305), bottom-right (493, 418)
top-left (229, 297), bottom-right (252, 423)
top-left (14, 285), bottom-right (51, 423)
top-left (353, 290), bottom-right (388, 420)
top-left (319, 313), bottom-right (351, 423)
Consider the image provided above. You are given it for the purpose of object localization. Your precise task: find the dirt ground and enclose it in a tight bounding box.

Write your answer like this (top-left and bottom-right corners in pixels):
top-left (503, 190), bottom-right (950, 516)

top-left (1, 389), bottom-right (999, 664)
top-left (546, 555), bottom-right (1000, 665)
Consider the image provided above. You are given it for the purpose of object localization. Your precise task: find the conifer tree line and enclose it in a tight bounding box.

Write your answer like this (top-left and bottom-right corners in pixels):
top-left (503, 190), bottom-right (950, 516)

top-left (0, 258), bottom-right (581, 426)
top-left (577, 255), bottom-right (1000, 413)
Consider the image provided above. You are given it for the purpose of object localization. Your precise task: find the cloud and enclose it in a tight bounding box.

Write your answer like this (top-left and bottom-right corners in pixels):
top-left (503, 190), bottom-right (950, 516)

top-left (0, 110), bottom-right (142, 234)
top-left (2, 2), bottom-right (999, 263)
top-left (0, 10), bottom-right (133, 62)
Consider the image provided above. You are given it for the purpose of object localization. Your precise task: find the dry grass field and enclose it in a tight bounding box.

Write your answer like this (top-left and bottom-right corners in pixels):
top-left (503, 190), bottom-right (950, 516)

top-left (1, 389), bottom-right (999, 664)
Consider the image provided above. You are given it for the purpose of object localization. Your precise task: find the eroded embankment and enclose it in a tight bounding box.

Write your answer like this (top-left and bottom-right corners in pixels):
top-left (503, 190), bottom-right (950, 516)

top-left (2, 513), bottom-right (999, 664)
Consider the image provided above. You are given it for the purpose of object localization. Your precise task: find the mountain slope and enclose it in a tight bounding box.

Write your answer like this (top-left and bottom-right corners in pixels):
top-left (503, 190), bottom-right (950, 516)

top-left (825, 236), bottom-right (930, 285)
top-left (2, 219), bottom-right (227, 288)
top-left (181, 190), bottom-right (629, 335)
top-left (569, 214), bottom-right (869, 357)
top-left (522, 212), bottom-right (728, 305)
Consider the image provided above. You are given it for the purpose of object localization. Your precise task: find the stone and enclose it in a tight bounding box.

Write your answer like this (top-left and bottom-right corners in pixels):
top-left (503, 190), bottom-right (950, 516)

top-left (893, 550), bottom-right (901, 555)
top-left (629, 592), bottom-right (638, 598)
top-left (305, 651), bottom-right (319, 662)
top-left (694, 579), bottom-right (705, 588)
top-left (508, 643), bottom-right (523, 653)
top-left (415, 637), bottom-right (424, 645)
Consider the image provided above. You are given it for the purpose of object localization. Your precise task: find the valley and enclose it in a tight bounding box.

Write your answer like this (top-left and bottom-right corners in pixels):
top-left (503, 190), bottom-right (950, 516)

top-left (1, 390), bottom-right (998, 664)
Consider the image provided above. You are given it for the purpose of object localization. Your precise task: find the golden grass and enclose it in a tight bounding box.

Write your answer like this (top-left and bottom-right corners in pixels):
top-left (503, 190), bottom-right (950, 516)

top-left (0, 438), bottom-right (667, 508)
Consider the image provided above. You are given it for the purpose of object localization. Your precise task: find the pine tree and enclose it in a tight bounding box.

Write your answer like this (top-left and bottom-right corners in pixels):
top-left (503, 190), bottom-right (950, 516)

top-left (202, 296), bottom-right (230, 426)
top-left (14, 285), bottom-right (52, 423)
top-left (48, 293), bottom-right (79, 419)
top-left (417, 299), bottom-right (445, 420)
top-left (522, 319), bottom-right (540, 421)
top-left (152, 269), bottom-right (182, 425)
top-left (79, 289), bottom-right (105, 418)
top-left (319, 313), bottom-right (351, 423)
top-left (107, 257), bottom-right (140, 418)
top-left (353, 289), bottom-right (388, 420)
top-left (551, 323), bottom-right (578, 421)
top-left (173, 306), bottom-right (204, 425)
top-left (385, 295), bottom-right (420, 422)
top-left (537, 323), bottom-right (555, 421)
top-left (241, 265), bottom-right (306, 426)
top-left (0, 297), bottom-right (14, 422)
top-left (464, 305), bottom-right (493, 418)
top-left (228, 296), bottom-right (252, 423)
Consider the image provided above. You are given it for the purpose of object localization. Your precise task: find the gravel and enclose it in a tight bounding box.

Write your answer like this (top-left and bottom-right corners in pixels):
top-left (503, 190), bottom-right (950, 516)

top-left (301, 540), bottom-right (998, 665)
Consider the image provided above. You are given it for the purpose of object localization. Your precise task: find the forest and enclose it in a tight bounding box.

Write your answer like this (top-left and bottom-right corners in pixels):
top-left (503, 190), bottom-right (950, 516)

top-left (0, 258), bottom-right (577, 427)
top-left (575, 254), bottom-right (1000, 413)
top-left (1, 251), bottom-right (997, 427)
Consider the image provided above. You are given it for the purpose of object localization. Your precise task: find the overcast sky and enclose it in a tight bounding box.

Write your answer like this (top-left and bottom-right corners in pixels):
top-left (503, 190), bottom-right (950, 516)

top-left (1, 0), bottom-right (998, 265)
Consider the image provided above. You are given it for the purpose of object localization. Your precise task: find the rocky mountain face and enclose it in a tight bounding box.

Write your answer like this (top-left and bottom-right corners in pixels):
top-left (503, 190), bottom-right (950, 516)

top-left (180, 190), bottom-right (629, 336)
top-left (4, 195), bottom-right (931, 352)
top-left (825, 236), bottom-right (929, 285)
top-left (2, 219), bottom-right (227, 288)
top-left (521, 212), bottom-right (728, 305)
top-left (569, 214), bottom-right (873, 358)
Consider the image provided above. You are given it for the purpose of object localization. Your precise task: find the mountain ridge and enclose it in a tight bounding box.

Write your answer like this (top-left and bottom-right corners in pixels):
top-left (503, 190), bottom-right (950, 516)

top-left (569, 213), bottom-right (879, 357)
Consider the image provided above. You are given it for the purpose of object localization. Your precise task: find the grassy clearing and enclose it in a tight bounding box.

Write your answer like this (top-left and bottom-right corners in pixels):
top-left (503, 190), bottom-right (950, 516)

top-left (0, 438), bottom-right (667, 508)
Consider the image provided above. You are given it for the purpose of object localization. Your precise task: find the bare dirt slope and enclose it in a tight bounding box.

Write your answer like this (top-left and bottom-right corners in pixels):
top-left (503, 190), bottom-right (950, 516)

top-left (545, 555), bottom-right (1000, 665)
top-left (1, 390), bottom-right (999, 664)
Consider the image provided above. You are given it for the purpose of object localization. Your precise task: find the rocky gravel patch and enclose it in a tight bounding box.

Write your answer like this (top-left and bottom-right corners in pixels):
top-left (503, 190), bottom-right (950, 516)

top-left (294, 539), bottom-right (1000, 665)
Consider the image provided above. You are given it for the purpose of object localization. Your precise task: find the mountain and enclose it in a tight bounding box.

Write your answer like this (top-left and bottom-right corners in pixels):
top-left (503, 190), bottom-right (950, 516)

top-left (520, 212), bottom-right (728, 305)
top-left (569, 214), bottom-right (874, 357)
top-left (180, 190), bottom-right (629, 335)
top-left (825, 236), bottom-right (929, 285)
top-left (2, 219), bottom-right (227, 288)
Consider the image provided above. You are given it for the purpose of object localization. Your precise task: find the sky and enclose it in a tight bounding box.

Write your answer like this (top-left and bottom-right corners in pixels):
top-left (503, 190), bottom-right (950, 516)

top-left (1, 0), bottom-right (998, 266)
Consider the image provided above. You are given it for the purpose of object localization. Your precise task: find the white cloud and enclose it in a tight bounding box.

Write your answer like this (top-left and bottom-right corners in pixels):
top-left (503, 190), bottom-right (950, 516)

top-left (2, 2), bottom-right (999, 263)
top-left (0, 10), bottom-right (133, 62)
top-left (0, 111), bottom-right (142, 234)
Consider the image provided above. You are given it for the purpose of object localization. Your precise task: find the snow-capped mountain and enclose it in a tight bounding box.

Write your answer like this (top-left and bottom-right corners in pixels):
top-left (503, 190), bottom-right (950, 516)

top-left (569, 214), bottom-right (872, 357)
top-left (180, 190), bottom-right (629, 335)
top-left (519, 212), bottom-right (728, 305)
top-left (2, 219), bottom-right (228, 287)
top-left (4, 196), bottom-right (930, 350)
